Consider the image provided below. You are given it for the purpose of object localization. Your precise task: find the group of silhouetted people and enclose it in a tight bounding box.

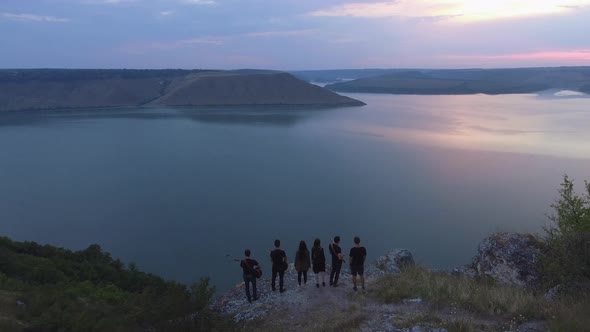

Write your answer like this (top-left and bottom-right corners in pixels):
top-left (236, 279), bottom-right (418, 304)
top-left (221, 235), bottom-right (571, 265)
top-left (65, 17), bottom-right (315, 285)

top-left (238, 236), bottom-right (367, 303)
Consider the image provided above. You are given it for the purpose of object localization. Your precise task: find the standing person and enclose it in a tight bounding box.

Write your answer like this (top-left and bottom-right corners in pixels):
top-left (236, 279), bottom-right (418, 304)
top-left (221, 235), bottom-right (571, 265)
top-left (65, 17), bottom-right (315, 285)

top-left (270, 239), bottom-right (287, 293)
top-left (294, 240), bottom-right (311, 287)
top-left (239, 249), bottom-right (259, 303)
top-left (329, 236), bottom-right (343, 287)
top-left (349, 236), bottom-right (367, 291)
top-left (311, 238), bottom-right (327, 288)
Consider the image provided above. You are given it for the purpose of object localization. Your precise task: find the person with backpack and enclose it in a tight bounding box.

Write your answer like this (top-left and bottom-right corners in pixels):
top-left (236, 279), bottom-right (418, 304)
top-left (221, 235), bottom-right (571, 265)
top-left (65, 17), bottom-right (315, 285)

top-left (311, 238), bottom-right (327, 288)
top-left (240, 249), bottom-right (260, 303)
top-left (349, 236), bottom-right (367, 291)
top-left (329, 236), bottom-right (343, 287)
top-left (270, 239), bottom-right (287, 293)
top-left (294, 240), bottom-right (311, 287)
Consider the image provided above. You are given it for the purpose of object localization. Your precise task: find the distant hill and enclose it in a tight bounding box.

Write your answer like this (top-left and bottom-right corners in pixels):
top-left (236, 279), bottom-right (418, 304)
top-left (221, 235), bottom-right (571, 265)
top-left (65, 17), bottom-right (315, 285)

top-left (291, 69), bottom-right (407, 83)
top-left (0, 69), bottom-right (364, 112)
top-left (321, 67), bottom-right (590, 95)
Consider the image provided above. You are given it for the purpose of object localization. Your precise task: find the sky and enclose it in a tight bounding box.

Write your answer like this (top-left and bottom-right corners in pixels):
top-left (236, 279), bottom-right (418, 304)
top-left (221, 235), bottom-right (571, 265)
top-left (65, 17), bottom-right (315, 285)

top-left (1, 0), bottom-right (590, 70)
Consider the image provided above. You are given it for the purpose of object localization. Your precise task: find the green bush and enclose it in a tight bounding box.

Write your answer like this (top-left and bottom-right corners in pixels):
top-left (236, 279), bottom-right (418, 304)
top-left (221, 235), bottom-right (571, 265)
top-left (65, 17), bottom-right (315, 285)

top-left (540, 175), bottom-right (590, 287)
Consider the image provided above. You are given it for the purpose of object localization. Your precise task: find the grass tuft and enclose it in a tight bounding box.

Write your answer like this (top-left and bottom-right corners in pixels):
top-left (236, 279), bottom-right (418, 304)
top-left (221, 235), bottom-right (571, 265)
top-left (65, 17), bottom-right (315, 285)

top-left (372, 265), bottom-right (590, 329)
top-left (373, 266), bottom-right (541, 317)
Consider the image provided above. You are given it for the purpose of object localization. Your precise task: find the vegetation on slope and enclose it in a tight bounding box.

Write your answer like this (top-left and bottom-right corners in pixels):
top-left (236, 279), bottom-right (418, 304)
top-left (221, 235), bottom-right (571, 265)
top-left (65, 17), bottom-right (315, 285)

top-left (371, 175), bottom-right (590, 332)
top-left (0, 237), bottom-right (232, 331)
top-left (325, 67), bottom-right (590, 95)
top-left (0, 69), bottom-right (364, 112)
top-left (372, 266), bottom-right (589, 332)
top-left (540, 175), bottom-right (590, 288)
top-left (0, 69), bottom-right (211, 82)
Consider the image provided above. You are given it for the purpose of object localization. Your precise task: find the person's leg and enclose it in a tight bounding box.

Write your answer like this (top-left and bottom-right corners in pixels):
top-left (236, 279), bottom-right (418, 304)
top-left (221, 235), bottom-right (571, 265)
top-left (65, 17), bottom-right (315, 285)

top-left (244, 275), bottom-right (252, 303)
top-left (297, 271), bottom-right (302, 286)
top-left (333, 263), bottom-right (342, 285)
top-left (272, 267), bottom-right (277, 291)
top-left (303, 270), bottom-right (308, 284)
top-left (360, 266), bottom-right (365, 289)
top-left (315, 272), bottom-right (320, 287)
top-left (351, 266), bottom-right (358, 290)
top-left (252, 277), bottom-right (258, 300)
top-left (279, 270), bottom-right (285, 292)
top-left (329, 263), bottom-right (335, 286)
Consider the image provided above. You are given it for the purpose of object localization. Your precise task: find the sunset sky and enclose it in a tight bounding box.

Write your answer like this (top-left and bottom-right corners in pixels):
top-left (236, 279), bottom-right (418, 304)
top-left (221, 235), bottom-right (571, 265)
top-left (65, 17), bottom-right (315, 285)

top-left (1, 0), bottom-right (589, 69)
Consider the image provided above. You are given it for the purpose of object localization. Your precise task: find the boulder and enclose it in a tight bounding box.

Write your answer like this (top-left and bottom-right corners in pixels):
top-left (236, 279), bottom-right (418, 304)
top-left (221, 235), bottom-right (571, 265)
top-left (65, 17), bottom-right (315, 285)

top-left (543, 284), bottom-right (563, 301)
top-left (472, 232), bottom-right (542, 287)
top-left (544, 281), bottom-right (590, 300)
top-left (375, 249), bottom-right (415, 274)
top-left (452, 264), bottom-right (477, 279)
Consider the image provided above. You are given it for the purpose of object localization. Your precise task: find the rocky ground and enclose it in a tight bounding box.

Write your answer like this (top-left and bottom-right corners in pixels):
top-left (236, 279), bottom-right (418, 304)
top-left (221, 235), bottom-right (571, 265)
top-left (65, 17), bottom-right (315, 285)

top-left (211, 237), bottom-right (550, 332)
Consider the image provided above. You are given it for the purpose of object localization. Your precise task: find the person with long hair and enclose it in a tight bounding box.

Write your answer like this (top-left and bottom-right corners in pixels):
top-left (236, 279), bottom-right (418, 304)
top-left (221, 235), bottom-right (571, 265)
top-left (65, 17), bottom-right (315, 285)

top-left (311, 238), bottom-right (326, 288)
top-left (294, 240), bottom-right (311, 287)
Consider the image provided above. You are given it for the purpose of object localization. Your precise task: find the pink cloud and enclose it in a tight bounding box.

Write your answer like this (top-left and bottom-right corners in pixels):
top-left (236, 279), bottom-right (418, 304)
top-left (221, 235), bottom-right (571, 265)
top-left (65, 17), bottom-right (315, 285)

top-left (447, 50), bottom-right (590, 62)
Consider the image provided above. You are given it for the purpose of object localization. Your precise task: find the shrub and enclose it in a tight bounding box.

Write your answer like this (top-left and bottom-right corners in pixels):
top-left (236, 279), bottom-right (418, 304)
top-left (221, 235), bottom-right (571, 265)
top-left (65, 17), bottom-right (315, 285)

top-left (540, 175), bottom-right (590, 287)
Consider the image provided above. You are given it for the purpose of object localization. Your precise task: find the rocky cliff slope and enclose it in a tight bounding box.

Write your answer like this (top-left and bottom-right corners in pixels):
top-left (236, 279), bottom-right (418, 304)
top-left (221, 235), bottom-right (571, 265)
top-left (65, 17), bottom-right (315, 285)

top-left (212, 236), bottom-right (551, 331)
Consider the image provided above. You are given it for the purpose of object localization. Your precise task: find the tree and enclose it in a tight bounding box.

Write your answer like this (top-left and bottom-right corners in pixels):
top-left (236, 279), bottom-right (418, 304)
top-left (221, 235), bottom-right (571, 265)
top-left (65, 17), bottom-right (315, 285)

top-left (541, 175), bottom-right (590, 287)
top-left (547, 175), bottom-right (590, 235)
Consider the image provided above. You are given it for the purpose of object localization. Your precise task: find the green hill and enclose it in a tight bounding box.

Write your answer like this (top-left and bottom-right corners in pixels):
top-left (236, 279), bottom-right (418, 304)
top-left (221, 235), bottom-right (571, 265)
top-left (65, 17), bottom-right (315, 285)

top-left (323, 67), bottom-right (590, 95)
top-left (0, 69), bottom-right (364, 112)
top-left (0, 236), bottom-right (230, 331)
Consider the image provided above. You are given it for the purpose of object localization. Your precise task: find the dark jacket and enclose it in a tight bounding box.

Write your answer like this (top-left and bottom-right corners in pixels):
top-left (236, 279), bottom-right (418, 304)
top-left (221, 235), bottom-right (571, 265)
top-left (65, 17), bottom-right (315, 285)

top-left (240, 258), bottom-right (259, 276)
top-left (312, 246), bottom-right (326, 273)
top-left (294, 249), bottom-right (311, 272)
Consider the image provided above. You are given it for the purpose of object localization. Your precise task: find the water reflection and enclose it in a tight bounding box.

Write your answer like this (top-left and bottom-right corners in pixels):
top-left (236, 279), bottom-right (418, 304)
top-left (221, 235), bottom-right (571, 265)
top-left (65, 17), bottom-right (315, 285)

top-left (1, 94), bottom-right (589, 160)
top-left (0, 106), bottom-right (348, 128)
top-left (335, 93), bottom-right (590, 159)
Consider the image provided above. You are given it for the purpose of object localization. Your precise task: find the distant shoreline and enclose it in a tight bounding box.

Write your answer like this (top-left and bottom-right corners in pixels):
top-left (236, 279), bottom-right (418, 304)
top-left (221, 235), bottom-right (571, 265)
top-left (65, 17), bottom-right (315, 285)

top-left (0, 102), bottom-right (365, 114)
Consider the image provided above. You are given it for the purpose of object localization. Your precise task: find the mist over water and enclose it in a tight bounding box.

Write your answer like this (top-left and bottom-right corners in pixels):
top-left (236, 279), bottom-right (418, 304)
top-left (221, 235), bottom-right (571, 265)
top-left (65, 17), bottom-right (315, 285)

top-left (1, 93), bottom-right (589, 291)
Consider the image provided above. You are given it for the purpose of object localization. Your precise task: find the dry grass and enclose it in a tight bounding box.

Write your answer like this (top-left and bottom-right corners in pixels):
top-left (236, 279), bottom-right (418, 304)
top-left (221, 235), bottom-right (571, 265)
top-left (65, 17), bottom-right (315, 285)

top-left (392, 312), bottom-right (476, 332)
top-left (0, 290), bottom-right (26, 332)
top-left (373, 266), bottom-right (541, 317)
top-left (372, 266), bottom-right (590, 330)
top-left (547, 296), bottom-right (590, 332)
top-left (319, 312), bottom-right (367, 332)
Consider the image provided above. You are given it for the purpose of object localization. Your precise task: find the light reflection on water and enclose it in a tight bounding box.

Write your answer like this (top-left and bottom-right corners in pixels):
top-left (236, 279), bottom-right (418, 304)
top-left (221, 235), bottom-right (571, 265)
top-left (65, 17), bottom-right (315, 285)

top-left (321, 93), bottom-right (590, 159)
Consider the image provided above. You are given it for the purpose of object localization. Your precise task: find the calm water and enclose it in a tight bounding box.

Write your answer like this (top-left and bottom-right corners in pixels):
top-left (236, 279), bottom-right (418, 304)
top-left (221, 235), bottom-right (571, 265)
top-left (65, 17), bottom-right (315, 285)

top-left (1, 93), bottom-right (589, 291)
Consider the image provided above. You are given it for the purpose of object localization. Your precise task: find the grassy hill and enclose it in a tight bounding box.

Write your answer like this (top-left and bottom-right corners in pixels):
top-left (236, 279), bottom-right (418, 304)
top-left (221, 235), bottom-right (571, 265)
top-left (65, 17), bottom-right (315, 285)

top-left (0, 236), bottom-right (231, 331)
top-left (0, 69), bottom-right (364, 112)
top-left (323, 67), bottom-right (590, 95)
